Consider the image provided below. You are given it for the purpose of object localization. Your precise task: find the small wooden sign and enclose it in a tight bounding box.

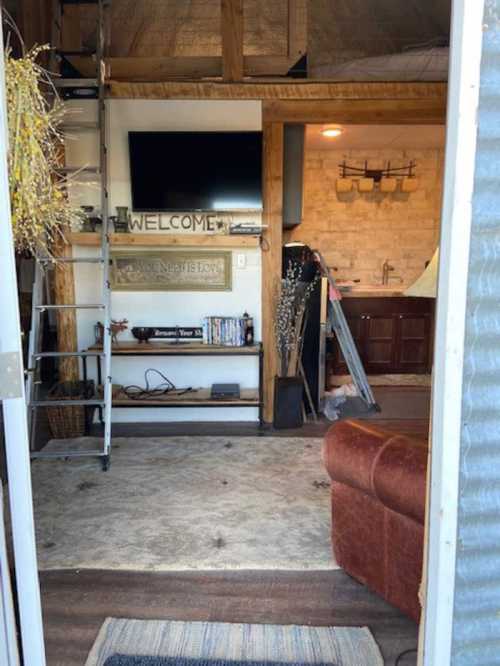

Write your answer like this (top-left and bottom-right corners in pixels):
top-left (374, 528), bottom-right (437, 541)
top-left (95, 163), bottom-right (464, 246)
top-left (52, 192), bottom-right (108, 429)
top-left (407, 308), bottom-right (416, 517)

top-left (111, 251), bottom-right (232, 292)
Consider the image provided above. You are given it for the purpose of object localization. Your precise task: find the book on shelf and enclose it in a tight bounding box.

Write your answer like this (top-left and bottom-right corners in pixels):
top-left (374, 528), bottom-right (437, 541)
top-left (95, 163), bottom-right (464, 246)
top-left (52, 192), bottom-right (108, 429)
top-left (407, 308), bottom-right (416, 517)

top-left (202, 316), bottom-right (247, 347)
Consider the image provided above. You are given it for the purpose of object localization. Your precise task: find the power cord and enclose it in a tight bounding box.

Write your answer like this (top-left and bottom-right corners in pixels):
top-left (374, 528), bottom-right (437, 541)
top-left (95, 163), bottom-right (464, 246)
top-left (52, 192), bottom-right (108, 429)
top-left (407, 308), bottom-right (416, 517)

top-left (122, 368), bottom-right (195, 400)
top-left (395, 648), bottom-right (418, 665)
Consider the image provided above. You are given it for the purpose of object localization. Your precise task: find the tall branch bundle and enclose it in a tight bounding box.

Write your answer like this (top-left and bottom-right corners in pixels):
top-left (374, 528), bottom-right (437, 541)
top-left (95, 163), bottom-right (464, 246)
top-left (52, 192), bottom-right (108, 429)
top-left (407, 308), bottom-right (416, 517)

top-left (6, 44), bottom-right (78, 257)
top-left (274, 263), bottom-right (318, 378)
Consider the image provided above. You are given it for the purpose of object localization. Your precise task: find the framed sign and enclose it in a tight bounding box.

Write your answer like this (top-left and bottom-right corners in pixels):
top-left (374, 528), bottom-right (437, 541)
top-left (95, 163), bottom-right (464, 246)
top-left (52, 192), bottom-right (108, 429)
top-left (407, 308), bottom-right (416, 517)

top-left (111, 251), bottom-right (232, 292)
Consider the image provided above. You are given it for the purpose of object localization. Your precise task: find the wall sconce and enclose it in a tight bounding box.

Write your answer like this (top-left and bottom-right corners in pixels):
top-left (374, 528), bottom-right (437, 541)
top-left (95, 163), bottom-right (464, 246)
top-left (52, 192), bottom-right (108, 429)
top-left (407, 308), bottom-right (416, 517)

top-left (336, 160), bottom-right (418, 194)
top-left (380, 177), bottom-right (398, 193)
top-left (336, 178), bottom-right (353, 193)
top-left (401, 177), bottom-right (419, 193)
top-left (358, 178), bottom-right (374, 192)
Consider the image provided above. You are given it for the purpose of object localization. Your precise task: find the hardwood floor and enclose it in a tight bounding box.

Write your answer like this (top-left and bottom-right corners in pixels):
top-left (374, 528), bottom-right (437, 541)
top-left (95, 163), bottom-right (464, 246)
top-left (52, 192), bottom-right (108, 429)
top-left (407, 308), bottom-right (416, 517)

top-left (40, 569), bottom-right (418, 666)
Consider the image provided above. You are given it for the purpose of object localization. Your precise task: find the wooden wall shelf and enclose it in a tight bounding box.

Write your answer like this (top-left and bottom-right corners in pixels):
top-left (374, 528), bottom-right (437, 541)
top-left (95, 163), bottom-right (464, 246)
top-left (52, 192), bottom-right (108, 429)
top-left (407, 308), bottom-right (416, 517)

top-left (68, 233), bottom-right (261, 248)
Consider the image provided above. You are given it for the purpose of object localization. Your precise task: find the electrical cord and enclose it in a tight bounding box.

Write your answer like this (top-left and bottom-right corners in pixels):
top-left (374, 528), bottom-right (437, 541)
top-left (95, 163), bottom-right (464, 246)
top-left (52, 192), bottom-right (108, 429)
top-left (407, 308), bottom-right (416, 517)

top-left (122, 368), bottom-right (195, 400)
top-left (395, 648), bottom-right (418, 665)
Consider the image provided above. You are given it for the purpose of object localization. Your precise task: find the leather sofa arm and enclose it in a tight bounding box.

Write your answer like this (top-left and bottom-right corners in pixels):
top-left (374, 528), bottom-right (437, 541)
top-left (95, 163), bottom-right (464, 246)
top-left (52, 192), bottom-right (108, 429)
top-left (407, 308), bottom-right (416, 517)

top-left (323, 420), bottom-right (428, 524)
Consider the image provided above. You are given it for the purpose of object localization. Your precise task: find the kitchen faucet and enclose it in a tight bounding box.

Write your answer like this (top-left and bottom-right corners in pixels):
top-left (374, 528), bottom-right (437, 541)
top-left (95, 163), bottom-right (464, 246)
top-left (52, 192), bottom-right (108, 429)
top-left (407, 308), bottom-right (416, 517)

top-left (382, 259), bottom-right (394, 285)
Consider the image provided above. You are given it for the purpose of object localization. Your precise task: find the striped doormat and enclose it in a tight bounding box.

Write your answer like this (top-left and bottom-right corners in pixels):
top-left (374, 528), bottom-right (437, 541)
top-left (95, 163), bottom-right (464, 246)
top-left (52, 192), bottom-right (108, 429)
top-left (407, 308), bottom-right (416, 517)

top-left (86, 619), bottom-right (383, 666)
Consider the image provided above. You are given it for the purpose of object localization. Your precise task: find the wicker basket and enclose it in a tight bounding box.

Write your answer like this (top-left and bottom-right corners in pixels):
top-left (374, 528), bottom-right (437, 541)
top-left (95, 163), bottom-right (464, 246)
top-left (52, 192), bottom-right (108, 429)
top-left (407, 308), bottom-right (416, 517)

top-left (46, 380), bottom-right (96, 439)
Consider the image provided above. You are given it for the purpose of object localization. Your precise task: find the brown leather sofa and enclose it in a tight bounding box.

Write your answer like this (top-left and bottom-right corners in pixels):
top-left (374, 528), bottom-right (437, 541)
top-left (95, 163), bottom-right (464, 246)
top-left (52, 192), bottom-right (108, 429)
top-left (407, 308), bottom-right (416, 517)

top-left (323, 420), bottom-right (428, 621)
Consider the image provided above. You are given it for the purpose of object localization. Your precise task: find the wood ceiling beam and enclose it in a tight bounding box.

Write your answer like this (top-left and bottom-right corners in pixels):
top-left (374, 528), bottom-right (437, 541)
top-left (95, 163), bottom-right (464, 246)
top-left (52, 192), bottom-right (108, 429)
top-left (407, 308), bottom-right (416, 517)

top-left (221, 0), bottom-right (244, 82)
top-left (107, 81), bottom-right (447, 125)
top-left (262, 98), bottom-right (447, 124)
top-left (67, 55), bottom-right (293, 80)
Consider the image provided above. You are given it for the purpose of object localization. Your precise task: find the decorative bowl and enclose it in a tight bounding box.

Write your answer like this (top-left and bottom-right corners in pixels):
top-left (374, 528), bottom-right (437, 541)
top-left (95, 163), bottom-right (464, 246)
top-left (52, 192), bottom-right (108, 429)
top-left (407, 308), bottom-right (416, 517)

top-left (131, 327), bottom-right (155, 343)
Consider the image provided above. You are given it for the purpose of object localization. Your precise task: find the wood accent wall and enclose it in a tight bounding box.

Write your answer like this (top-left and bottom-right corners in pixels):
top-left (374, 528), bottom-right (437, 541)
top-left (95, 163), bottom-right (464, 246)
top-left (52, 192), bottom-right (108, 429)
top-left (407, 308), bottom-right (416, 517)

top-left (262, 123), bottom-right (284, 423)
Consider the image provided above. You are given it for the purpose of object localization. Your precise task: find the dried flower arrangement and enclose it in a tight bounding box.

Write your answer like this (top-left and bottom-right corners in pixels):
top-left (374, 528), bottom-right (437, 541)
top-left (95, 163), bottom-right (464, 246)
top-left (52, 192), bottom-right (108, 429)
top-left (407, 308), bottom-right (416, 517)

top-left (274, 263), bottom-right (318, 378)
top-left (6, 43), bottom-right (78, 258)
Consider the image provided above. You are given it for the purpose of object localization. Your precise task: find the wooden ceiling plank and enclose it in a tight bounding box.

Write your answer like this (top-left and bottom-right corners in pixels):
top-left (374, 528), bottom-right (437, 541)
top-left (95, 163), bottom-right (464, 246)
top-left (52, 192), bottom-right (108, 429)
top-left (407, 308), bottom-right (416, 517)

top-left (221, 0), bottom-right (244, 82)
top-left (61, 4), bottom-right (82, 52)
top-left (288, 0), bottom-right (307, 60)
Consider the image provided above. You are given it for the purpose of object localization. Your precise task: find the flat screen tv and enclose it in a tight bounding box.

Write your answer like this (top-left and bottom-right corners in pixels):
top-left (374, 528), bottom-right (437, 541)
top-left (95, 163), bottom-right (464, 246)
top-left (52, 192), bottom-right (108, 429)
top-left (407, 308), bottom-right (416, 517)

top-left (128, 131), bottom-right (263, 212)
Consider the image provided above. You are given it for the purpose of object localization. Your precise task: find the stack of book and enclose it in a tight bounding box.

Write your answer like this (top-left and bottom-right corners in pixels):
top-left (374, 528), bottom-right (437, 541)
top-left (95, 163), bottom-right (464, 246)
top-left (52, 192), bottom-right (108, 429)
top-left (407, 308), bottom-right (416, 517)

top-left (203, 316), bottom-right (247, 346)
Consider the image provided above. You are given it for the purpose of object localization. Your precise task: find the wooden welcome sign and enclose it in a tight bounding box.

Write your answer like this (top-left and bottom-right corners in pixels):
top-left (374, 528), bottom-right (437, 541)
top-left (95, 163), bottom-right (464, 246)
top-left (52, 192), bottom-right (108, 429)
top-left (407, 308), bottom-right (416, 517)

top-left (128, 213), bottom-right (229, 234)
top-left (111, 251), bottom-right (232, 291)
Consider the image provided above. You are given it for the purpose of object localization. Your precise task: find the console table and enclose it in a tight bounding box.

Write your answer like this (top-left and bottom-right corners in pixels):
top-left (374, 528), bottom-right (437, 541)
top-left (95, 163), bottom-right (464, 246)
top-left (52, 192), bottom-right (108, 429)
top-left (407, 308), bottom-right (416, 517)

top-left (84, 341), bottom-right (263, 426)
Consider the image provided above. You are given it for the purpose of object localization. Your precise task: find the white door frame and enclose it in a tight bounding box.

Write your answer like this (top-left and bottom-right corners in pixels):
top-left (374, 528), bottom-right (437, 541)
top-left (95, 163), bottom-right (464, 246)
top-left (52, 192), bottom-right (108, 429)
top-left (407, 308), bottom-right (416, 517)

top-left (0, 25), bottom-right (47, 666)
top-left (420, 0), bottom-right (485, 664)
top-left (0, 1), bottom-right (488, 665)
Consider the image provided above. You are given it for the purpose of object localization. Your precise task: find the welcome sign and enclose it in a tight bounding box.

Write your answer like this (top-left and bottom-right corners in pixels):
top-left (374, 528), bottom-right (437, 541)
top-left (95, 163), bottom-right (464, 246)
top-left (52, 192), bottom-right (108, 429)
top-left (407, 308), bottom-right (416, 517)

top-left (128, 212), bottom-right (229, 234)
top-left (123, 210), bottom-right (263, 234)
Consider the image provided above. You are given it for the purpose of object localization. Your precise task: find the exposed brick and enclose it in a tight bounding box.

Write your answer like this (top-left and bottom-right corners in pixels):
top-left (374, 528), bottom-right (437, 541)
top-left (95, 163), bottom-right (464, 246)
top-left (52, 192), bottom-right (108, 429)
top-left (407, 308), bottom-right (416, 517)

top-left (284, 147), bottom-right (444, 285)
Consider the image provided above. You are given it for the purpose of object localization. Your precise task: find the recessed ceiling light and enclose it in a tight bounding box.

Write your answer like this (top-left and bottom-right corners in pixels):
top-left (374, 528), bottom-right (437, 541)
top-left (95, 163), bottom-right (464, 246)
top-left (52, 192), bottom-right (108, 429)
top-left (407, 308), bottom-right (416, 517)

top-left (321, 126), bottom-right (343, 138)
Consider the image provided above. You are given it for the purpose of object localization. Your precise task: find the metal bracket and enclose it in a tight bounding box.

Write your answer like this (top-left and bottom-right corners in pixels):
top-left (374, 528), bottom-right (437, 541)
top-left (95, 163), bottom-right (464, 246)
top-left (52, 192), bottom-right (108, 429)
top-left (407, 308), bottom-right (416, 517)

top-left (0, 351), bottom-right (23, 399)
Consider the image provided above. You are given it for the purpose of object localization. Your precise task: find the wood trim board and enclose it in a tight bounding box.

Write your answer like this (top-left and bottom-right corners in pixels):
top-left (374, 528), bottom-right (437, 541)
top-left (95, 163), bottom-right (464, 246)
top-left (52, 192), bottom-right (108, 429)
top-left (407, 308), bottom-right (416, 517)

top-left (68, 233), bottom-right (261, 248)
top-left (261, 122), bottom-right (284, 423)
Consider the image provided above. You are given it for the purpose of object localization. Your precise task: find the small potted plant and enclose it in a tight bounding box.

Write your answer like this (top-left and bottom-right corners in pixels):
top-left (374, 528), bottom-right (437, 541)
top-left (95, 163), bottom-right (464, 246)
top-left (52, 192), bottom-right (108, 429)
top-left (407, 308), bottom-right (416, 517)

top-left (273, 263), bottom-right (317, 429)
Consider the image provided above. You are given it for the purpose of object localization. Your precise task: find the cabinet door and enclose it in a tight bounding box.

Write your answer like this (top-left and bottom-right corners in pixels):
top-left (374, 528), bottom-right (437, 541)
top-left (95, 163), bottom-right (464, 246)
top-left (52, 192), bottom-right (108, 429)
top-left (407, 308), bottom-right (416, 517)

top-left (363, 314), bottom-right (397, 373)
top-left (395, 313), bottom-right (431, 373)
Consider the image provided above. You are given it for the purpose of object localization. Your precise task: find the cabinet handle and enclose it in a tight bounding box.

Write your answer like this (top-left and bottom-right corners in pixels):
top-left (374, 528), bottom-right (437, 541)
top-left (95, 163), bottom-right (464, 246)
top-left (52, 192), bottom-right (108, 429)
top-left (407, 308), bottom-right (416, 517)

top-left (399, 315), bottom-right (404, 319)
top-left (365, 315), bottom-right (371, 320)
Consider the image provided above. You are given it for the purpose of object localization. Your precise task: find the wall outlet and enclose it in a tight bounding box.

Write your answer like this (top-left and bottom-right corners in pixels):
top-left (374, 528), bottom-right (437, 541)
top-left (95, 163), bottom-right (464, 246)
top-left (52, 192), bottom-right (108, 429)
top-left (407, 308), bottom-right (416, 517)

top-left (236, 254), bottom-right (246, 269)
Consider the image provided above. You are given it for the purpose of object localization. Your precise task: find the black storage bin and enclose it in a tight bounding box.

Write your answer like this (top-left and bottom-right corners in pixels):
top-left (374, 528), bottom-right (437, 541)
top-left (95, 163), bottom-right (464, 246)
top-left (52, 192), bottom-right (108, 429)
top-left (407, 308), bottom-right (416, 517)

top-left (273, 376), bottom-right (304, 429)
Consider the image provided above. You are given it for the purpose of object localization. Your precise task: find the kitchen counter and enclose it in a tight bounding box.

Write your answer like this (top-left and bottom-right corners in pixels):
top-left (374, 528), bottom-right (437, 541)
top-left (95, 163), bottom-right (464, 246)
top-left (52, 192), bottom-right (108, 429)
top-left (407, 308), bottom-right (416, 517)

top-left (338, 285), bottom-right (408, 298)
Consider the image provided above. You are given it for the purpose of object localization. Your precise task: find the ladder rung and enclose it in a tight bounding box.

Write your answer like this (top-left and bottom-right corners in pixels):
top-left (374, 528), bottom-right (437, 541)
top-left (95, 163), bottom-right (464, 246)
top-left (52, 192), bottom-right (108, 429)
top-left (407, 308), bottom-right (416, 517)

top-left (60, 166), bottom-right (100, 175)
top-left (31, 450), bottom-right (106, 460)
top-left (33, 351), bottom-right (106, 359)
top-left (35, 304), bottom-right (105, 310)
top-left (30, 399), bottom-right (105, 408)
top-left (54, 78), bottom-right (98, 88)
top-left (38, 256), bottom-right (105, 264)
top-left (62, 122), bottom-right (99, 131)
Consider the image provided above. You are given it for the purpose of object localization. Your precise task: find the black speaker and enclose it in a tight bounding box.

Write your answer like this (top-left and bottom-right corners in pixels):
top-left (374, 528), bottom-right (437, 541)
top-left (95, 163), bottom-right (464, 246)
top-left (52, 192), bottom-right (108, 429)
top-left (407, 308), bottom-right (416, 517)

top-left (283, 124), bottom-right (305, 228)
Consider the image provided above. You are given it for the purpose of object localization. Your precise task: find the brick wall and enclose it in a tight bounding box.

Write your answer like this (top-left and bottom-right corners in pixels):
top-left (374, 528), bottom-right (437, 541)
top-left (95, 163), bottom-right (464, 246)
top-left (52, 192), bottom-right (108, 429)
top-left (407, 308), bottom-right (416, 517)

top-left (284, 148), bottom-right (444, 286)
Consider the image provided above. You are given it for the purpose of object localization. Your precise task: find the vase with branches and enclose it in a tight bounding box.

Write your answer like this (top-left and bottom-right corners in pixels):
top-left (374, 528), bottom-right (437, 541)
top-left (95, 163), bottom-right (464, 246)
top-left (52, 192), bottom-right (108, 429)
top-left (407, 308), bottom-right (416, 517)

top-left (273, 262), bottom-right (318, 428)
top-left (274, 262), bottom-right (318, 377)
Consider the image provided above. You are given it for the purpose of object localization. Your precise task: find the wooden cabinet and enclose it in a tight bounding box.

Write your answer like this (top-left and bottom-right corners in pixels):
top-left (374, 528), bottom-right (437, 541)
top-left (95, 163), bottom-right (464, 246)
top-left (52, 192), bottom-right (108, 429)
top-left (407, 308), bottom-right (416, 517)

top-left (329, 297), bottom-right (434, 375)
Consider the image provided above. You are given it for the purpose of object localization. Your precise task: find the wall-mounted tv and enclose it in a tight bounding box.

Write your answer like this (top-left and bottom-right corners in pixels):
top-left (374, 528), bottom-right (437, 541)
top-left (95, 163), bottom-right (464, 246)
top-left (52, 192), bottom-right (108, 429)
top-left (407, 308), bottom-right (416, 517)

top-left (128, 131), bottom-right (263, 212)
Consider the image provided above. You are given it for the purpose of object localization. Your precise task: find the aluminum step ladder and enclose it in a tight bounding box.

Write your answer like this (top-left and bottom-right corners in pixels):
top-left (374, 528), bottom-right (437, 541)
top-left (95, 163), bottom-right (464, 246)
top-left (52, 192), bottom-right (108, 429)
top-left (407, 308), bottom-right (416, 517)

top-left (313, 250), bottom-right (379, 411)
top-left (27, 0), bottom-right (112, 470)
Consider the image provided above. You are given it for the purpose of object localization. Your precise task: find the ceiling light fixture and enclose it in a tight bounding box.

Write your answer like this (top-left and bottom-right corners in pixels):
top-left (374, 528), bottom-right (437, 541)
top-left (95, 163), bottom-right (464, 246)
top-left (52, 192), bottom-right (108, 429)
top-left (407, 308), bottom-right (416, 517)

top-left (321, 126), bottom-right (343, 138)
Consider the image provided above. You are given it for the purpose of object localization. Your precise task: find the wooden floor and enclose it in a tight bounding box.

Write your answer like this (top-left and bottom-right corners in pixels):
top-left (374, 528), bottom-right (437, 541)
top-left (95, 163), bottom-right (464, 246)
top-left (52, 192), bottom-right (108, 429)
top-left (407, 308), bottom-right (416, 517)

top-left (36, 405), bottom-right (428, 666)
top-left (40, 569), bottom-right (419, 666)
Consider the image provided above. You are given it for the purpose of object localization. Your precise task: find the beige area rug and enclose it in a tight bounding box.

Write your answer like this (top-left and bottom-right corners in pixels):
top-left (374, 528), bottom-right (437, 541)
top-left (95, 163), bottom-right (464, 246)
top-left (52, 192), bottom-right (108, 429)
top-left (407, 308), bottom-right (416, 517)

top-left (86, 618), bottom-right (383, 666)
top-left (31, 436), bottom-right (337, 572)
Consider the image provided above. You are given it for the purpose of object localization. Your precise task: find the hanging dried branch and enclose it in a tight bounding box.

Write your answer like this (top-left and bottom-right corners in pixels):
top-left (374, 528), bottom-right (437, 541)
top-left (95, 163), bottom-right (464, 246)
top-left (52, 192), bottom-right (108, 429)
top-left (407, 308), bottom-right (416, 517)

top-left (6, 44), bottom-right (79, 258)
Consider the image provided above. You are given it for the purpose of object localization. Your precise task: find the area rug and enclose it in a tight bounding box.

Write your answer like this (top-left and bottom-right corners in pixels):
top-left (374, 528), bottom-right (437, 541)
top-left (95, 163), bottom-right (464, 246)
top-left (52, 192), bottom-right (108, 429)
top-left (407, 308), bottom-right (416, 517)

top-left (31, 436), bottom-right (336, 571)
top-left (86, 618), bottom-right (383, 666)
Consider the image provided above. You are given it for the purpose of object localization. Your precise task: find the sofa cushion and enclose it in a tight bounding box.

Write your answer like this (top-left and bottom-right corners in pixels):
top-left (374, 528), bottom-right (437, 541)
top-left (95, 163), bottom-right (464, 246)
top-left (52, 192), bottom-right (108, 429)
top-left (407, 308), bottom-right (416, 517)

top-left (323, 420), bottom-right (428, 524)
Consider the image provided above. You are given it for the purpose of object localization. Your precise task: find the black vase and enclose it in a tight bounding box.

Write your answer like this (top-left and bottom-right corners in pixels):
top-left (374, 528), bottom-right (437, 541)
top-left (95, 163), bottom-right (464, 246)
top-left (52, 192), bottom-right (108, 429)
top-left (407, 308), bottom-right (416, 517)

top-left (273, 376), bottom-right (304, 429)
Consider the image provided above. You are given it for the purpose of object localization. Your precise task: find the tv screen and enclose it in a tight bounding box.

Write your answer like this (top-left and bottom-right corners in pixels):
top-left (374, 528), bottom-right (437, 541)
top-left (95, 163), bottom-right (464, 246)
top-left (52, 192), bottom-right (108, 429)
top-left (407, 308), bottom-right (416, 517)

top-left (128, 131), bottom-right (263, 212)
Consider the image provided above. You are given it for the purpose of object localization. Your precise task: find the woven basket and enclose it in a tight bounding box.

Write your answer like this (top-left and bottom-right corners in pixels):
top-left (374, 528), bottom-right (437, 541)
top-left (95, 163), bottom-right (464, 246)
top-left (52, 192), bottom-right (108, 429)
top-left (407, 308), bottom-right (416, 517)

top-left (46, 380), bottom-right (96, 439)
